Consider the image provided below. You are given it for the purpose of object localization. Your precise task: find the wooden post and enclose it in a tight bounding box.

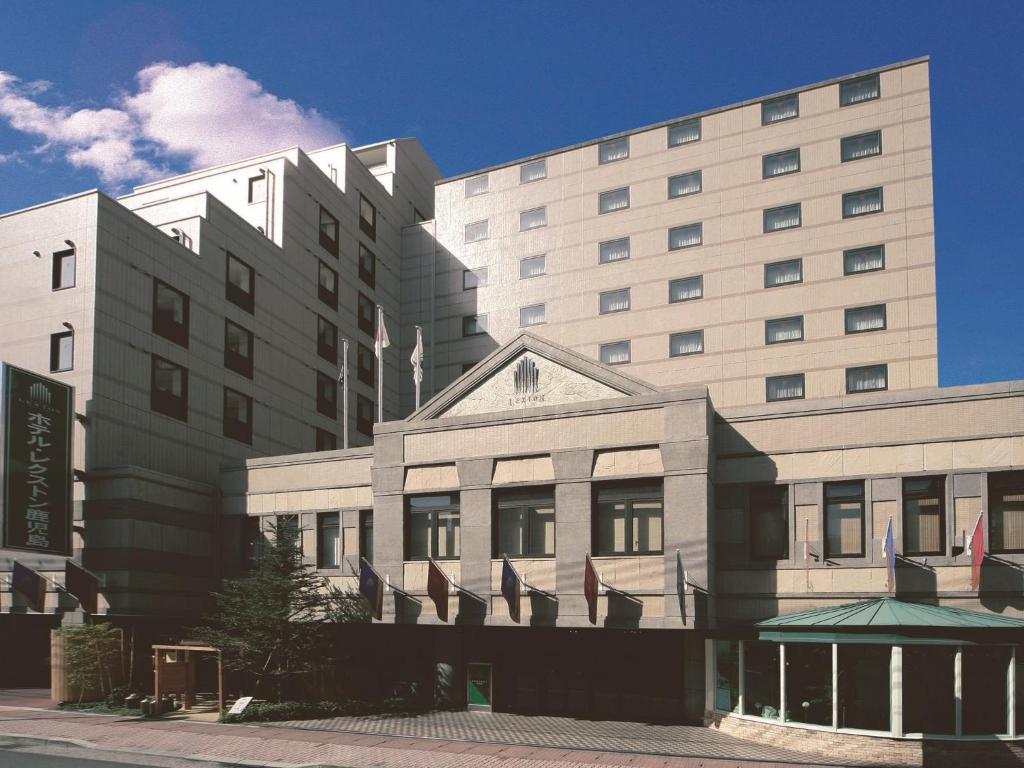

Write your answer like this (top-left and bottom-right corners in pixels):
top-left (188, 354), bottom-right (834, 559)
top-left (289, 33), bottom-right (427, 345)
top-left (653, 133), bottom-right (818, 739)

top-left (153, 650), bottom-right (161, 711)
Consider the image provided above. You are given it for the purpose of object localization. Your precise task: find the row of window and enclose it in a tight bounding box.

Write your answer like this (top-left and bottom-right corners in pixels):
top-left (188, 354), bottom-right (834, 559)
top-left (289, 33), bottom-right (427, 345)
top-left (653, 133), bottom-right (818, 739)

top-left (245, 510), bottom-right (374, 570)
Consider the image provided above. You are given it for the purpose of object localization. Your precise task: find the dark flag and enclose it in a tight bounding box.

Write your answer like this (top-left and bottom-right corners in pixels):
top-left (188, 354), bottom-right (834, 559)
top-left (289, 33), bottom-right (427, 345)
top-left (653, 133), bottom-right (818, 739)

top-left (65, 559), bottom-right (99, 614)
top-left (427, 558), bottom-right (450, 623)
top-left (358, 557), bottom-right (384, 620)
top-left (13, 561), bottom-right (47, 613)
top-left (501, 556), bottom-right (521, 624)
top-left (676, 549), bottom-right (686, 626)
top-left (584, 554), bottom-right (599, 625)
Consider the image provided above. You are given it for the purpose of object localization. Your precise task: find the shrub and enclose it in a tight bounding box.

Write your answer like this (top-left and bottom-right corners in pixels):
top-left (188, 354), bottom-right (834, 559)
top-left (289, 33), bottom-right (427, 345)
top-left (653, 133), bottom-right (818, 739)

top-left (220, 696), bottom-right (427, 723)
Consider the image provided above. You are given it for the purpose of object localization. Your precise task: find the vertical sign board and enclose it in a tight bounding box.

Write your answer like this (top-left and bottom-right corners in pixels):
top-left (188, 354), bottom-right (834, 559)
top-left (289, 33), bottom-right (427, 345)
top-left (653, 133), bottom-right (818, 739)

top-left (0, 363), bottom-right (73, 555)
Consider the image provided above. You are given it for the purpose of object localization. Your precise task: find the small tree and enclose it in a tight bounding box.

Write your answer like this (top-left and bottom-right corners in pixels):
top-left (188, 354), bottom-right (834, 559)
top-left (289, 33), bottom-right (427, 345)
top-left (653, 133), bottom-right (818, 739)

top-left (58, 622), bottom-right (123, 703)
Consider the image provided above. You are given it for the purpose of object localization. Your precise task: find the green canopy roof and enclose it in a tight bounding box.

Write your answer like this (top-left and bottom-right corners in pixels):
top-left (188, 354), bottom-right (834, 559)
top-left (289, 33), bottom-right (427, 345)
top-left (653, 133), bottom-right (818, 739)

top-left (757, 598), bottom-right (1024, 630)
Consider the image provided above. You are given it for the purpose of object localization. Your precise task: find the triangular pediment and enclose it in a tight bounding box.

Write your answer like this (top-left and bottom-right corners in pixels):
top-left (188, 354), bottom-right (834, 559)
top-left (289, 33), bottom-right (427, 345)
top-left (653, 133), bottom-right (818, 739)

top-left (411, 333), bottom-right (658, 421)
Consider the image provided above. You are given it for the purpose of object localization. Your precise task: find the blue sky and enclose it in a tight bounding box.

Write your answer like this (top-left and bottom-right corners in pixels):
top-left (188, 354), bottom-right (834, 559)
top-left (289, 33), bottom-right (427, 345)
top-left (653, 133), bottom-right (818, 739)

top-left (1, 1), bottom-right (1022, 386)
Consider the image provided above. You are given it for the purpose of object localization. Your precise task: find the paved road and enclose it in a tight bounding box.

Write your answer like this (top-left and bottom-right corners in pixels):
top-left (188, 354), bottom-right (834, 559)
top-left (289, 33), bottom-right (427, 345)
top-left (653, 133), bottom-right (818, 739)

top-left (0, 735), bottom-right (241, 767)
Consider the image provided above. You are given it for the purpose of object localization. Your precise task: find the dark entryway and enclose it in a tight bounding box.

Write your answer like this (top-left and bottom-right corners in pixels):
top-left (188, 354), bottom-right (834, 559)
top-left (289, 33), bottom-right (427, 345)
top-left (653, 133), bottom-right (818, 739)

top-left (0, 615), bottom-right (59, 688)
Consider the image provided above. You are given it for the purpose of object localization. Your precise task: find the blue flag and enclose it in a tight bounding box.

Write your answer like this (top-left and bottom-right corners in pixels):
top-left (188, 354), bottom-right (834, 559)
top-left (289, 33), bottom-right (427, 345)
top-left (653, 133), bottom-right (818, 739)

top-left (882, 517), bottom-right (895, 593)
top-left (359, 557), bottom-right (384, 620)
top-left (501, 556), bottom-right (521, 624)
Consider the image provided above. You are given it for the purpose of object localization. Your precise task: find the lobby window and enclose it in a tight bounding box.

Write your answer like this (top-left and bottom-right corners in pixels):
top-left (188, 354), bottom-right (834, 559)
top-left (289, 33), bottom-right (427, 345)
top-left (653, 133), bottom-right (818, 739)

top-left (318, 261), bottom-right (338, 309)
top-left (317, 314), bottom-right (338, 364)
top-left (598, 186), bottom-right (630, 214)
top-left (465, 174), bottom-right (488, 197)
top-left (669, 275), bottom-right (703, 303)
top-left (315, 428), bottom-right (336, 452)
top-left (151, 355), bottom-right (188, 421)
top-left (319, 205), bottom-right (339, 256)
top-left (598, 136), bottom-right (629, 164)
top-left (844, 244), bottom-right (885, 275)
top-left (764, 258), bottom-right (802, 287)
top-left (226, 253), bottom-right (255, 314)
top-left (49, 330), bottom-right (73, 372)
top-left (843, 187), bottom-right (883, 218)
top-left (825, 481), bottom-right (865, 558)
top-left (520, 158), bottom-right (547, 184)
top-left (904, 645), bottom-right (956, 735)
top-left (247, 173), bottom-right (266, 203)
top-left (765, 316), bottom-right (803, 345)
top-left (357, 342), bottom-right (374, 386)
top-left (742, 641), bottom-right (780, 719)
top-left (520, 254), bottom-right (546, 279)
top-left (837, 644), bottom-right (891, 732)
top-left (845, 304), bottom-right (886, 334)
top-left (903, 476), bottom-right (945, 556)
top-left (357, 292), bottom-right (375, 336)
top-left (762, 148), bottom-right (800, 179)
top-left (358, 244), bottom-right (376, 288)
top-left (462, 314), bottom-right (487, 337)
top-left (52, 248), bottom-right (75, 290)
top-left (520, 303), bottom-right (546, 327)
top-left (761, 93), bottom-right (799, 125)
top-left (359, 194), bottom-right (376, 240)
top-left (841, 130), bottom-right (882, 162)
top-left (840, 73), bottom-right (880, 106)
top-left (356, 394), bottom-right (373, 436)
top-left (520, 206), bottom-right (547, 231)
top-left (406, 493), bottom-right (460, 561)
top-left (962, 645), bottom-right (1014, 735)
top-left (224, 319), bottom-right (254, 379)
top-left (766, 373), bottom-right (805, 402)
top-left (463, 267), bottom-right (487, 290)
top-left (750, 484), bottom-right (789, 560)
top-left (464, 219), bottom-right (489, 243)
top-left (599, 340), bottom-right (630, 365)
top-left (359, 510), bottom-right (373, 562)
top-left (599, 288), bottom-right (630, 315)
top-left (670, 329), bottom-right (704, 357)
top-left (599, 237), bottom-right (630, 264)
top-left (763, 203), bottom-right (801, 233)
top-left (785, 644), bottom-right (833, 726)
top-left (669, 222), bottom-right (703, 250)
top-left (223, 387), bottom-right (253, 445)
top-left (316, 370), bottom-right (337, 419)
top-left (989, 471), bottom-right (1024, 553)
top-left (846, 364), bottom-right (888, 394)
top-left (715, 640), bottom-right (740, 713)
top-left (152, 279), bottom-right (189, 348)
top-left (318, 512), bottom-right (340, 569)
top-left (494, 488), bottom-right (555, 558)
top-left (667, 117), bottom-right (700, 147)
top-left (668, 170), bottom-right (702, 198)
top-left (593, 482), bottom-right (663, 556)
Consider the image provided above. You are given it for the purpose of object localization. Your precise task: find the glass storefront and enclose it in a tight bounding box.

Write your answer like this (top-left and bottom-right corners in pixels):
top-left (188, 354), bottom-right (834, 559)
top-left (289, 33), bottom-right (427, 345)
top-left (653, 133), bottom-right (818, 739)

top-left (715, 640), bottom-right (739, 713)
top-left (742, 640), bottom-right (780, 720)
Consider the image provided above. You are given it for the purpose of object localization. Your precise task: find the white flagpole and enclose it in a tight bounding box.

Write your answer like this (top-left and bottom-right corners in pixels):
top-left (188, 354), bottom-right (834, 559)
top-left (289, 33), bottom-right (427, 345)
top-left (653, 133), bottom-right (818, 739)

top-left (340, 339), bottom-right (349, 449)
top-left (377, 307), bottom-right (383, 423)
top-left (412, 325), bottom-right (423, 411)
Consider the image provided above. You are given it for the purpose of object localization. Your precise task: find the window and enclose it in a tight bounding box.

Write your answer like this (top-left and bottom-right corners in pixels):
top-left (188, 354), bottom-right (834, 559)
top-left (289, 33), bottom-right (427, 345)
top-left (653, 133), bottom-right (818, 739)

top-left (669, 223), bottom-right (702, 250)
top-left (825, 481), bottom-right (865, 558)
top-left (669, 275), bottom-right (703, 303)
top-left (599, 340), bottom-right (630, 365)
top-left (247, 173), bottom-right (266, 203)
top-left (357, 292), bottom-right (375, 336)
top-left (761, 93), bottom-right (799, 125)
top-left (242, 516), bottom-right (262, 570)
top-left (520, 254), bottom-right (546, 278)
top-left (49, 331), bottom-right (73, 372)
top-left (463, 267), bottom-right (487, 290)
top-left (989, 471), bottom-right (1024, 553)
top-left (764, 258), bottom-right (802, 287)
top-left (715, 640), bottom-right (740, 713)
top-left (840, 73), bottom-right (880, 106)
top-left (276, 514), bottom-right (299, 543)
top-left (359, 194), bottom-right (376, 240)
top-left (151, 355), bottom-right (188, 421)
top-left (670, 330), bottom-right (704, 357)
top-left (598, 136), bottom-right (629, 164)
top-left (519, 303), bottom-right (546, 327)
top-left (668, 170), bottom-right (702, 198)
top-left (668, 118), bottom-right (701, 147)
top-left (785, 643), bottom-right (833, 726)
top-left (319, 205), bottom-right (339, 256)
top-left (152, 279), bottom-right (189, 347)
top-left (52, 248), bottom-right (75, 290)
top-left (318, 512), bottom-right (340, 569)
top-left (465, 174), bottom-right (489, 197)
top-left (520, 159), bottom-right (547, 184)
top-left (461, 362), bottom-right (478, 375)
top-left (316, 315), bottom-right (338, 364)
top-left (750, 485), bottom-right (789, 559)
top-left (357, 342), bottom-right (374, 386)
top-left (765, 316), bottom-right (804, 344)
top-left (594, 482), bottom-right (663, 555)
top-left (743, 641), bottom-right (780, 719)
top-left (843, 187), bottom-right (883, 218)
top-left (599, 288), bottom-right (630, 314)
top-left (494, 488), bottom-right (555, 557)
top-left (224, 319), bottom-right (254, 378)
top-left (598, 186), bottom-right (630, 214)
top-left (844, 244), bottom-right (885, 275)
top-left (903, 476), bottom-right (945, 556)
top-left (845, 304), bottom-right (886, 334)
top-left (316, 370), bottom-right (337, 419)
top-left (519, 206), bottom-right (546, 231)
top-left (837, 644), bottom-right (891, 732)
top-left (599, 237), bottom-right (630, 264)
top-left (464, 219), bottom-right (489, 243)
top-left (846, 364), bottom-right (887, 394)
top-left (359, 509), bottom-right (374, 563)
top-left (763, 203), bottom-right (801, 232)
top-left (841, 130), bottom-right (882, 162)
top-left (223, 387), bottom-right (253, 444)
top-left (406, 493), bottom-right (460, 560)
top-left (315, 428), bottom-right (336, 452)
top-left (762, 148), bottom-right (800, 178)
top-left (317, 261), bottom-right (338, 309)
top-left (358, 244), bottom-right (376, 288)
top-left (356, 394), bottom-right (373, 436)
top-left (766, 373), bottom-right (805, 402)
top-left (226, 253), bottom-right (255, 314)
top-left (462, 314), bottom-right (487, 337)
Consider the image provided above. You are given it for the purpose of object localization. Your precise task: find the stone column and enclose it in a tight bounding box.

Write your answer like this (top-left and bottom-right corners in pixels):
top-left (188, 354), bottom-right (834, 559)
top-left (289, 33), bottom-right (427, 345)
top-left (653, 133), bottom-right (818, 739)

top-left (371, 433), bottom-right (405, 618)
top-left (552, 449), bottom-right (593, 623)
top-left (456, 458), bottom-right (494, 603)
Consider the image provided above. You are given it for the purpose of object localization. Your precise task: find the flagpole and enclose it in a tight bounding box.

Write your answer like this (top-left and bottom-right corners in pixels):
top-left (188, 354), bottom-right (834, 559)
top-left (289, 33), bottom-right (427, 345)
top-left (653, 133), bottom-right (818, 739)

top-left (376, 306), bottom-right (385, 424)
top-left (341, 339), bottom-right (349, 449)
top-left (414, 325), bottom-right (422, 411)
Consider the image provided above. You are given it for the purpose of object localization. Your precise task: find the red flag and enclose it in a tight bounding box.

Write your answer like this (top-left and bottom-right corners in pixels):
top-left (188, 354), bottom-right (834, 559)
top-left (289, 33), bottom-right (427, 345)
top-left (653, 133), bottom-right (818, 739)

top-left (427, 558), bottom-right (450, 622)
top-left (584, 554), bottom-right (599, 625)
top-left (969, 512), bottom-right (985, 591)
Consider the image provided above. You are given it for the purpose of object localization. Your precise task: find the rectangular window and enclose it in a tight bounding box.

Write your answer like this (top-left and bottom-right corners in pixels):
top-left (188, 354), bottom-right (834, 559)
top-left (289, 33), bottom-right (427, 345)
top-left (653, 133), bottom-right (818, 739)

top-left (519, 206), bottom-right (547, 231)
top-left (316, 370), bottom-right (337, 419)
top-left (844, 244), bottom-right (885, 275)
top-left (989, 471), bottom-right (1024, 554)
top-left (841, 130), bottom-right (882, 162)
top-left (357, 292), bottom-right (375, 336)
top-left (318, 261), bottom-right (338, 309)
top-left (598, 136), bottom-right (629, 164)
top-left (356, 394), bottom-right (373, 436)
top-left (319, 205), bottom-right (339, 256)
top-left (52, 248), bottom-right (75, 290)
top-left (599, 288), bottom-right (630, 314)
top-left (226, 253), bottom-right (255, 314)
top-left (464, 219), bottom-right (489, 243)
top-left (594, 482), bottom-right (663, 555)
top-left (359, 194), bottom-right (376, 240)
top-left (668, 170), bottom-right (702, 198)
top-left (599, 237), bottom-right (630, 264)
top-left (668, 118), bottom-right (700, 147)
top-left (242, 516), bottom-right (262, 569)
top-left (359, 509), bottom-right (374, 563)
top-left (669, 223), bottom-right (702, 250)
top-left (843, 187), bottom-right (883, 218)
top-left (318, 512), bottom-right (341, 569)
top-left (840, 74), bottom-right (880, 107)
top-left (357, 342), bottom-right (374, 386)
top-left (248, 173), bottom-right (266, 204)
top-left (846, 364), bottom-right (888, 394)
top-left (670, 330), bottom-right (704, 357)
top-left (153, 279), bottom-right (189, 348)
top-left (494, 488), bottom-right (555, 557)
top-left (763, 203), bottom-right (801, 232)
top-left (406, 494), bottom-right (460, 560)
top-left (317, 315), bottom-right (338, 364)
top-left (845, 304), bottom-right (887, 334)
top-left (520, 254), bottom-right (546, 279)
top-left (315, 428), bottom-right (336, 452)
top-left (358, 243), bottom-right (376, 288)
top-left (465, 174), bottom-right (489, 197)
top-left (599, 340), bottom-right (630, 365)
top-left (765, 316), bottom-right (804, 344)
top-left (764, 258), bottom-right (802, 287)
top-left (462, 314), bottom-right (487, 337)
top-left (761, 93), bottom-right (799, 125)
top-left (520, 159), bottom-right (546, 184)
top-left (766, 373), bottom-right (805, 402)
top-left (825, 481), bottom-right (865, 558)
top-left (762, 148), bottom-right (801, 178)
top-left (463, 267), bottom-right (487, 290)
top-left (224, 319), bottom-right (254, 378)
top-left (151, 355), bottom-right (188, 421)
top-left (223, 387), bottom-right (253, 444)
top-left (903, 476), bottom-right (945, 556)
top-left (669, 275), bottom-right (703, 303)
top-left (750, 485), bottom-right (789, 559)
top-left (49, 331), bottom-right (73, 372)
top-left (598, 186), bottom-right (630, 214)
top-left (519, 303), bottom-right (546, 327)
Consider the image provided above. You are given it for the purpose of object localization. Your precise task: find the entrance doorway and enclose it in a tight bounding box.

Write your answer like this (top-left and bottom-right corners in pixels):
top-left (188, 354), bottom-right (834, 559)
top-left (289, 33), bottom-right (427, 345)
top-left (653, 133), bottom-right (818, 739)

top-left (467, 662), bottom-right (492, 711)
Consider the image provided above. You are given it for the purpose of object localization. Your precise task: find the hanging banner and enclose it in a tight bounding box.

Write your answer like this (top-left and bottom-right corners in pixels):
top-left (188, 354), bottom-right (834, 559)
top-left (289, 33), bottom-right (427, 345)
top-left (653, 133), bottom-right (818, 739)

top-left (1, 363), bottom-right (74, 555)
